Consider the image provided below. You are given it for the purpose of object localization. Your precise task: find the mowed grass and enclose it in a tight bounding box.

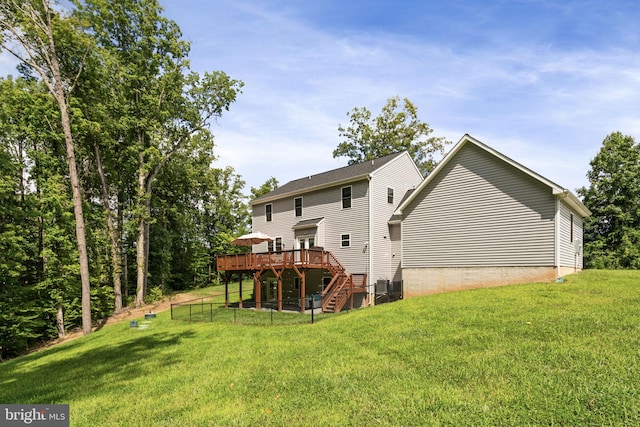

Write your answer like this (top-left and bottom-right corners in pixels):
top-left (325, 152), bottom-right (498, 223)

top-left (1, 270), bottom-right (639, 426)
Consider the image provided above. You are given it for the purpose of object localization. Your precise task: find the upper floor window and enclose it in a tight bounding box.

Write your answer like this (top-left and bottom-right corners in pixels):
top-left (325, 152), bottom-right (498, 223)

top-left (265, 204), bottom-right (272, 222)
top-left (342, 186), bottom-right (352, 209)
top-left (340, 233), bottom-right (351, 248)
top-left (387, 187), bottom-right (394, 204)
top-left (294, 197), bottom-right (303, 217)
top-left (570, 214), bottom-right (574, 242)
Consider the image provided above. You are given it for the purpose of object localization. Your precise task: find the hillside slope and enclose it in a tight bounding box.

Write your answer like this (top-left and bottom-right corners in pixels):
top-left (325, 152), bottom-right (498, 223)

top-left (1, 270), bottom-right (639, 426)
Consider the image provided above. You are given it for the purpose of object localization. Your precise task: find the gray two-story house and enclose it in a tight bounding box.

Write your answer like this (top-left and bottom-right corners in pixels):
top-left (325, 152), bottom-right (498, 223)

top-left (217, 134), bottom-right (590, 313)
top-left (246, 151), bottom-right (423, 310)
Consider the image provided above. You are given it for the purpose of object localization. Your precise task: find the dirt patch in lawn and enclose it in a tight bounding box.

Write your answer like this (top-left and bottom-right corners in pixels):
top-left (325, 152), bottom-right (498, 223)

top-left (47, 292), bottom-right (207, 347)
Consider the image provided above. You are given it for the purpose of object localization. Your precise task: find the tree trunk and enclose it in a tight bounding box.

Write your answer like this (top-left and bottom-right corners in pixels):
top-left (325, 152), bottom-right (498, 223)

top-left (56, 303), bottom-right (65, 338)
top-left (93, 142), bottom-right (123, 312)
top-left (58, 99), bottom-right (92, 335)
top-left (134, 159), bottom-right (150, 307)
top-left (135, 214), bottom-right (146, 307)
top-left (50, 64), bottom-right (92, 336)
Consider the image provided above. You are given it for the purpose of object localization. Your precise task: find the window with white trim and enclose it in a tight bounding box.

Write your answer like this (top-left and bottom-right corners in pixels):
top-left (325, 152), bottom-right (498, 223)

top-left (294, 197), bottom-right (303, 217)
top-left (570, 214), bottom-right (574, 242)
top-left (387, 187), bottom-right (394, 204)
top-left (340, 233), bottom-right (351, 248)
top-left (265, 204), bottom-right (272, 222)
top-left (267, 237), bottom-right (283, 252)
top-left (342, 186), bottom-right (352, 209)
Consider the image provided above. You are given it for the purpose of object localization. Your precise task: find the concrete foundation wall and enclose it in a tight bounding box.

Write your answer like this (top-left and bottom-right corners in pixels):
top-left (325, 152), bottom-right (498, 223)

top-left (402, 266), bottom-right (560, 297)
top-left (558, 266), bottom-right (581, 278)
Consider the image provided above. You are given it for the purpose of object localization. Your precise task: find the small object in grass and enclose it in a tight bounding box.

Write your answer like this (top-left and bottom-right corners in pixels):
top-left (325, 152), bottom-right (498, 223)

top-left (555, 277), bottom-right (565, 283)
top-left (130, 320), bottom-right (138, 328)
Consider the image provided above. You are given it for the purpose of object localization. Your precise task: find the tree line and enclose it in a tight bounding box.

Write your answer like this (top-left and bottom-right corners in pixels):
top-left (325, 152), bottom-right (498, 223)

top-left (0, 0), bottom-right (253, 358)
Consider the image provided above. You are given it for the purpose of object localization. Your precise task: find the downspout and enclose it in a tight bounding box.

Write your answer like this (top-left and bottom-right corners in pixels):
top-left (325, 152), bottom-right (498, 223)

top-left (554, 195), bottom-right (561, 275)
top-left (368, 173), bottom-right (373, 306)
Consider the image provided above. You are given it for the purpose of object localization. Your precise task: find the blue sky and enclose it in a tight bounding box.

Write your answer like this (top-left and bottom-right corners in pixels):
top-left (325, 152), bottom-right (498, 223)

top-left (2, 0), bottom-right (639, 195)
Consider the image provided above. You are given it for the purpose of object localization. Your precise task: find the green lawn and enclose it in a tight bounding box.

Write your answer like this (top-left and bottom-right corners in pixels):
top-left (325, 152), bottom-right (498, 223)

top-left (1, 270), bottom-right (639, 426)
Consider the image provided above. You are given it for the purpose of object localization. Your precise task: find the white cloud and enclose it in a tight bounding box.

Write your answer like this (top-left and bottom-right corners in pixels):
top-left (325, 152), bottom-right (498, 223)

top-left (3, 0), bottom-right (638, 198)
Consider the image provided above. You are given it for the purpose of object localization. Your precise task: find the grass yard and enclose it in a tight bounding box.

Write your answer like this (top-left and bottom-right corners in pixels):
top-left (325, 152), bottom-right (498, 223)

top-left (1, 270), bottom-right (639, 426)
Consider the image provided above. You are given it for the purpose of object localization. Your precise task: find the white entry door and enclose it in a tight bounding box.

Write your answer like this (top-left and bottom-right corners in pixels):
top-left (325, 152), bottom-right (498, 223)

top-left (298, 236), bottom-right (315, 249)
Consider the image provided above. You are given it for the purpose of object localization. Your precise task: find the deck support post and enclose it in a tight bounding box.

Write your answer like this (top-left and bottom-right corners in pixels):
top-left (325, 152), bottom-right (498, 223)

top-left (238, 273), bottom-right (243, 308)
top-left (277, 275), bottom-right (283, 312)
top-left (254, 271), bottom-right (261, 310)
top-left (224, 272), bottom-right (230, 308)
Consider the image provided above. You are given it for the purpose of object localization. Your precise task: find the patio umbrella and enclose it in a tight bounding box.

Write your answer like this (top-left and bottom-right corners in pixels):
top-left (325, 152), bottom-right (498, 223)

top-left (230, 231), bottom-right (274, 246)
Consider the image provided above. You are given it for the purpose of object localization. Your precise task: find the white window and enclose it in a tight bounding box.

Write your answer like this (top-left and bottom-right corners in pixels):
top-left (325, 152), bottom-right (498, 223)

top-left (342, 186), bottom-right (352, 209)
top-left (340, 233), bottom-right (351, 248)
top-left (570, 214), bottom-right (574, 242)
top-left (294, 197), bottom-right (303, 217)
top-left (387, 187), bottom-right (394, 204)
top-left (265, 204), bottom-right (272, 222)
top-left (267, 237), bottom-right (283, 252)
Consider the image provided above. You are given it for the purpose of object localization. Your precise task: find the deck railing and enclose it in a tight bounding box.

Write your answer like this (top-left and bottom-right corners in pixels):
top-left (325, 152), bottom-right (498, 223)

top-left (216, 249), bottom-right (344, 272)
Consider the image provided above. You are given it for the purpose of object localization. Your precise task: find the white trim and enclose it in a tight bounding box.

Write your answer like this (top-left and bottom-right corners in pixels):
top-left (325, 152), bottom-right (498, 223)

top-left (387, 186), bottom-right (395, 204)
top-left (340, 233), bottom-right (351, 248)
top-left (554, 197), bottom-right (560, 268)
top-left (294, 196), bottom-right (303, 217)
top-left (341, 185), bottom-right (352, 209)
top-left (265, 203), bottom-right (273, 222)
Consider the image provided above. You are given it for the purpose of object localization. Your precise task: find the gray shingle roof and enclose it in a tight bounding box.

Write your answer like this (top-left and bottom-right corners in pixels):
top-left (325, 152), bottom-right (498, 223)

top-left (292, 217), bottom-right (325, 229)
top-left (251, 151), bottom-right (406, 204)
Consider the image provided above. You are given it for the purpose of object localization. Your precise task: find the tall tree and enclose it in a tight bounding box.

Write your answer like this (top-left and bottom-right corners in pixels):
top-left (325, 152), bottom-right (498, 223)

top-left (75, 0), bottom-right (243, 306)
top-left (250, 177), bottom-right (279, 200)
top-left (0, 1), bottom-right (93, 334)
top-left (334, 96), bottom-right (450, 175)
top-left (578, 132), bottom-right (640, 269)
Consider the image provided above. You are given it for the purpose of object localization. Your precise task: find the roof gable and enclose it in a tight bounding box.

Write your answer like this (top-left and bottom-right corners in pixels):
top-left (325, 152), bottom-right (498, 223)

top-left (251, 151), bottom-right (409, 205)
top-left (395, 134), bottom-right (591, 217)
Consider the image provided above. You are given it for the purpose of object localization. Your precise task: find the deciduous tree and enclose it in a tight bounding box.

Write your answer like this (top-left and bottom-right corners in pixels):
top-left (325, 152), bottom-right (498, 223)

top-left (578, 132), bottom-right (640, 268)
top-left (334, 96), bottom-right (450, 175)
top-left (0, 2), bottom-right (93, 334)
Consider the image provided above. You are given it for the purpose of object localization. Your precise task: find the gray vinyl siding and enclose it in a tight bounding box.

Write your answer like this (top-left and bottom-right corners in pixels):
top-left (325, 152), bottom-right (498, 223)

top-left (402, 144), bottom-right (556, 267)
top-left (251, 179), bottom-right (370, 274)
top-left (368, 153), bottom-right (423, 281)
top-left (558, 201), bottom-right (583, 268)
top-left (389, 223), bottom-right (402, 283)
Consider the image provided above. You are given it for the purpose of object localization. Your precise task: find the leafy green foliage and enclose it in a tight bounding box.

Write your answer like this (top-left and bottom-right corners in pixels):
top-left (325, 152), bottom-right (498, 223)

top-left (334, 96), bottom-right (450, 175)
top-left (250, 176), bottom-right (279, 200)
top-left (578, 132), bottom-right (640, 268)
top-left (0, 1), bottom-right (246, 354)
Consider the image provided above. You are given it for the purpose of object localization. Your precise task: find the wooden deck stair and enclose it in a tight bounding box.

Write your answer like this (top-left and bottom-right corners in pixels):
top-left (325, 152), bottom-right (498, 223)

top-left (321, 252), bottom-right (367, 313)
top-left (216, 249), bottom-right (367, 313)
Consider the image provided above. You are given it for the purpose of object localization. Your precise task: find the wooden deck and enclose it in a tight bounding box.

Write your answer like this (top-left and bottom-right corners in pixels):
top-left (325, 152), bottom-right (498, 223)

top-left (216, 249), bottom-right (368, 313)
top-left (216, 249), bottom-right (343, 273)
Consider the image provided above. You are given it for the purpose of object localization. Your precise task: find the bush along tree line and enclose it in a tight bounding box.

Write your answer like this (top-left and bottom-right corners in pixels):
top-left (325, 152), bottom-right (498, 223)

top-left (0, 0), bottom-right (251, 358)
